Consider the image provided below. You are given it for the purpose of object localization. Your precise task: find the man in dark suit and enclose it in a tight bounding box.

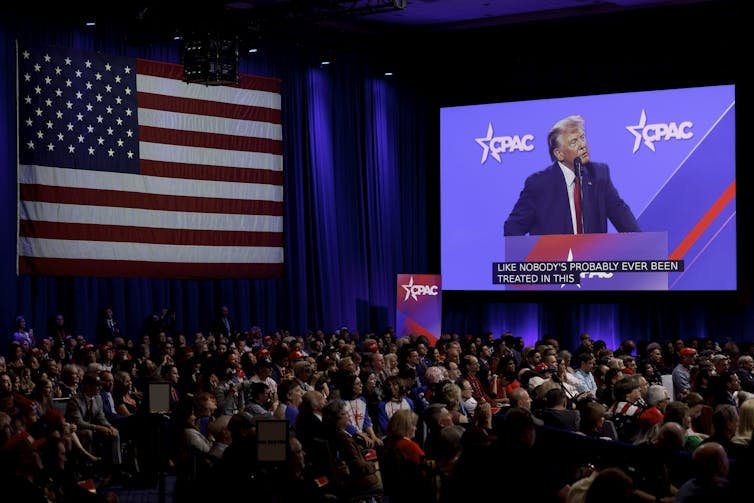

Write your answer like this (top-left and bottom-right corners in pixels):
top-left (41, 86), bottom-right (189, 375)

top-left (96, 307), bottom-right (121, 345)
top-left (504, 115), bottom-right (640, 236)
top-left (211, 305), bottom-right (235, 339)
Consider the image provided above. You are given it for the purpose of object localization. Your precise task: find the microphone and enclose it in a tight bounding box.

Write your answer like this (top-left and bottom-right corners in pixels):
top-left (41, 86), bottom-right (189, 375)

top-left (574, 157), bottom-right (585, 233)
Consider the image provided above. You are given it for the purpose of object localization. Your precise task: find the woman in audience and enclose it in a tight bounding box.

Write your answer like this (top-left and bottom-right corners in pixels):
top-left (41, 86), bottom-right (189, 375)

top-left (322, 399), bottom-right (382, 500)
top-left (732, 396), bottom-right (754, 446)
top-left (30, 376), bottom-right (55, 417)
top-left (359, 370), bottom-right (383, 437)
top-left (440, 381), bottom-right (469, 425)
top-left (663, 400), bottom-right (705, 452)
top-left (340, 373), bottom-right (382, 448)
top-left (382, 409), bottom-right (432, 503)
top-left (273, 378), bottom-right (304, 431)
top-left (384, 352), bottom-right (399, 377)
top-left (193, 391), bottom-right (218, 438)
top-left (113, 370), bottom-right (140, 416)
top-left (378, 374), bottom-right (415, 433)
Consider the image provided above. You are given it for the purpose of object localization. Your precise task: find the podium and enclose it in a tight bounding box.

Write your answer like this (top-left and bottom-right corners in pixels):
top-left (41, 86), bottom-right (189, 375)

top-left (501, 232), bottom-right (670, 290)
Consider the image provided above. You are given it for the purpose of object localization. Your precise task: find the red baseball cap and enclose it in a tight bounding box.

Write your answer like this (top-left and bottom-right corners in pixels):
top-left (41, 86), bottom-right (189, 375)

top-left (680, 348), bottom-right (697, 357)
top-left (1, 432), bottom-right (46, 456)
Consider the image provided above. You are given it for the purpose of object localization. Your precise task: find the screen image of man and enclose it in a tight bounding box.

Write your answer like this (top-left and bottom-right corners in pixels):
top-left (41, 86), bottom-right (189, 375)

top-left (504, 115), bottom-right (640, 236)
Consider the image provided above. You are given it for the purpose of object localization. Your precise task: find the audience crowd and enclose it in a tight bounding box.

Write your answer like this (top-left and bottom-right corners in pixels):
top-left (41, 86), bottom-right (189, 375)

top-left (1, 308), bottom-right (754, 502)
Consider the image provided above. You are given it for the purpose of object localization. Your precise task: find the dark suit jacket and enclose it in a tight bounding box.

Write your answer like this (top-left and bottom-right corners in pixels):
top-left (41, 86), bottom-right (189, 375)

top-left (504, 161), bottom-right (640, 236)
top-left (211, 316), bottom-right (235, 339)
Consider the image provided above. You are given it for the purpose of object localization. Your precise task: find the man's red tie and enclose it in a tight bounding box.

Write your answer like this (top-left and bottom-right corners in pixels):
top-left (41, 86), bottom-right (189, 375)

top-left (574, 176), bottom-right (583, 234)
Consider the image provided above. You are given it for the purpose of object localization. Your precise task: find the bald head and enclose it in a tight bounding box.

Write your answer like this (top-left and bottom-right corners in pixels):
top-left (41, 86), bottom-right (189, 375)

top-left (692, 442), bottom-right (729, 481)
top-left (654, 422), bottom-right (685, 450)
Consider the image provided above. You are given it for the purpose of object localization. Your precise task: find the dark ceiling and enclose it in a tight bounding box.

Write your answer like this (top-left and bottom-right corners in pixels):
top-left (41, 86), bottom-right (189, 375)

top-left (7, 0), bottom-right (718, 45)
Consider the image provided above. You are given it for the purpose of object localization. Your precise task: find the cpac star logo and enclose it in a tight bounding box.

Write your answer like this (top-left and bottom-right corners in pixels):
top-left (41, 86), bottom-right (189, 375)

top-left (561, 248), bottom-right (613, 288)
top-left (401, 276), bottom-right (439, 302)
top-left (626, 109), bottom-right (693, 153)
top-left (475, 123), bottom-right (498, 163)
top-left (475, 122), bottom-right (534, 164)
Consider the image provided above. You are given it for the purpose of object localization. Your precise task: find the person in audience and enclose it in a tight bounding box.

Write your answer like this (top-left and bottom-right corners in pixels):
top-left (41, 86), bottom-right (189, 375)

top-left (637, 384), bottom-right (670, 439)
top-left (339, 373), bottom-right (382, 448)
top-left (608, 374), bottom-right (646, 443)
top-left (570, 333), bottom-right (594, 367)
top-left (30, 376), bottom-right (55, 417)
top-left (461, 354), bottom-right (499, 407)
top-left (540, 386), bottom-right (581, 432)
top-left (378, 374), bottom-right (415, 433)
top-left (172, 398), bottom-right (212, 502)
top-left (673, 347), bottom-right (697, 400)
top-left (294, 389), bottom-right (327, 466)
top-left (274, 378), bottom-right (304, 431)
top-left (663, 400), bottom-right (705, 452)
top-left (709, 369), bottom-right (740, 409)
top-left (681, 391), bottom-right (711, 436)
top-left (732, 396), bottom-right (754, 446)
top-left (735, 354), bottom-right (754, 393)
top-left (422, 403), bottom-right (454, 460)
top-left (675, 441), bottom-right (732, 501)
top-left (632, 422), bottom-right (686, 502)
top-left (321, 399), bottom-right (382, 501)
top-left (596, 367), bottom-right (622, 407)
top-left (64, 373), bottom-right (127, 483)
top-left (192, 391), bottom-right (218, 438)
top-left (700, 403), bottom-right (746, 460)
top-left (0, 431), bottom-right (51, 502)
top-left (359, 369), bottom-right (383, 436)
top-left (572, 352), bottom-right (598, 399)
top-left (382, 409), bottom-right (431, 503)
top-left (244, 381), bottom-right (275, 419)
top-left (440, 380), bottom-right (470, 425)
top-left (457, 377), bottom-right (478, 417)
top-left (583, 466), bottom-right (635, 503)
top-left (206, 413), bottom-right (231, 462)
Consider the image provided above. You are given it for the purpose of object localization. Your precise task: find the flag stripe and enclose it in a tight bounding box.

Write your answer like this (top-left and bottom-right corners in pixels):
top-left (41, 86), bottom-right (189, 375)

top-left (138, 125), bottom-right (283, 154)
top-left (20, 238), bottom-right (283, 263)
top-left (139, 142), bottom-right (283, 172)
top-left (19, 220), bottom-right (284, 247)
top-left (20, 184), bottom-right (282, 215)
top-left (19, 164), bottom-right (283, 203)
top-left (139, 159), bottom-right (284, 184)
top-left (17, 46), bottom-right (284, 278)
top-left (137, 92), bottom-right (282, 125)
top-left (136, 73), bottom-right (281, 110)
top-left (19, 257), bottom-right (284, 279)
top-left (20, 201), bottom-right (282, 232)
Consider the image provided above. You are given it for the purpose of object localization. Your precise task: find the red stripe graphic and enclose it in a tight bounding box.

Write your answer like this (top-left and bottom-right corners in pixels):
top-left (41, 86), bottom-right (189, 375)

top-left (669, 181), bottom-right (735, 260)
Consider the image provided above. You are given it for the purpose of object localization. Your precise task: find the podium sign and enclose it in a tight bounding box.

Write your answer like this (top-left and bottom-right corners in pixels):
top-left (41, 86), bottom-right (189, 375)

top-left (500, 232), bottom-right (673, 290)
top-left (396, 274), bottom-right (441, 345)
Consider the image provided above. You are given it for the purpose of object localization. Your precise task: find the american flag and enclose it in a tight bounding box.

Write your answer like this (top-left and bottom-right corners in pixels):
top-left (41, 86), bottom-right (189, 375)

top-left (17, 45), bottom-right (284, 279)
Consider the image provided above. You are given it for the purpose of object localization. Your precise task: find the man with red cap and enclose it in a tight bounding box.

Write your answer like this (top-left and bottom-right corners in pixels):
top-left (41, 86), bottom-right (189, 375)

top-left (672, 347), bottom-right (697, 400)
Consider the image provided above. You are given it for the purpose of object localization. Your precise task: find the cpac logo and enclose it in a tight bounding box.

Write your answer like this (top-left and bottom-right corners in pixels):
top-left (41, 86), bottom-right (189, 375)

top-left (561, 248), bottom-right (613, 289)
top-left (475, 122), bottom-right (534, 164)
top-left (626, 109), bottom-right (693, 153)
top-left (401, 276), bottom-right (439, 302)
